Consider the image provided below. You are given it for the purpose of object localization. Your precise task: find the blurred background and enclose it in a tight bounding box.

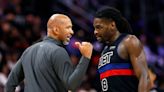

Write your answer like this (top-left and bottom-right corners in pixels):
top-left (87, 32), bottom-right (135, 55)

top-left (0, 0), bottom-right (164, 92)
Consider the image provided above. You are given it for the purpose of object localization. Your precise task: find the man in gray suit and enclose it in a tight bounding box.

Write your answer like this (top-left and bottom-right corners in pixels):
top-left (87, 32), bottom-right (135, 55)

top-left (5, 14), bottom-right (93, 92)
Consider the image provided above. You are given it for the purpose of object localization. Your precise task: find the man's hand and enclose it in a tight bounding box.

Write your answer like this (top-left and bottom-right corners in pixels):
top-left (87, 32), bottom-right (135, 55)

top-left (75, 42), bottom-right (93, 59)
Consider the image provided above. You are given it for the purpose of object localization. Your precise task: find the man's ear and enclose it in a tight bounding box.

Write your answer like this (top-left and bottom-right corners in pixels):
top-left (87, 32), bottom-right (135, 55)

top-left (52, 27), bottom-right (59, 35)
top-left (111, 21), bottom-right (116, 27)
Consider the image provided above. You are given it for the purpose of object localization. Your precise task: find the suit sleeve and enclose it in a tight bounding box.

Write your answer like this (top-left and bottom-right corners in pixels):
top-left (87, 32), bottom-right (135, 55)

top-left (51, 47), bottom-right (90, 91)
top-left (5, 56), bottom-right (24, 92)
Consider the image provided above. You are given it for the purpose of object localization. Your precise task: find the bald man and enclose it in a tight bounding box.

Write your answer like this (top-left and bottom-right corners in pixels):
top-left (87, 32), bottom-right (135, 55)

top-left (5, 14), bottom-right (93, 92)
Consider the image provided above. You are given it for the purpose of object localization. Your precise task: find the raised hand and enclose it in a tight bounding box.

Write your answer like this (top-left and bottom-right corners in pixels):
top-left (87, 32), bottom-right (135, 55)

top-left (75, 42), bottom-right (93, 59)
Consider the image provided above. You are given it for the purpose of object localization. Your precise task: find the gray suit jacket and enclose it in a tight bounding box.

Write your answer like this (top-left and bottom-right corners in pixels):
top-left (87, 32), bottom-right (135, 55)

top-left (5, 36), bottom-right (90, 92)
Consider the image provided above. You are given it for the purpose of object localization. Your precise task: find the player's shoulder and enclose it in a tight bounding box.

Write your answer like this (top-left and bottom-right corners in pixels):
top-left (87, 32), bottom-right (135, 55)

top-left (123, 34), bottom-right (142, 49)
top-left (123, 34), bottom-right (140, 44)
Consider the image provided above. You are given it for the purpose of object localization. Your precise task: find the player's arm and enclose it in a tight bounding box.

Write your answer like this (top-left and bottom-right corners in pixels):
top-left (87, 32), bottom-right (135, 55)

top-left (125, 35), bottom-right (150, 92)
top-left (5, 57), bottom-right (24, 92)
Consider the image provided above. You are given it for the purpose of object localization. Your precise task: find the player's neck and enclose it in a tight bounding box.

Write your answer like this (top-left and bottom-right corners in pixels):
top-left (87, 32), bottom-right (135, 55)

top-left (107, 31), bottom-right (120, 45)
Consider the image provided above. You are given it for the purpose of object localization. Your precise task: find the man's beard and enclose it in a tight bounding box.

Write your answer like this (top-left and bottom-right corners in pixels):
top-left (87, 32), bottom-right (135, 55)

top-left (63, 38), bottom-right (70, 45)
top-left (96, 37), bottom-right (106, 43)
top-left (63, 41), bottom-right (69, 45)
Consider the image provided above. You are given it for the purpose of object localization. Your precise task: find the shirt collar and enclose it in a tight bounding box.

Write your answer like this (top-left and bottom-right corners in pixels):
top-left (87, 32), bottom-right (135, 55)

top-left (43, 36), bottom-right (64, 46)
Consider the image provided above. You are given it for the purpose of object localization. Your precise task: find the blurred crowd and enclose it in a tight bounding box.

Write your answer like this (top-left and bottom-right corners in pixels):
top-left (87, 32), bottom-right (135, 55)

top-left (0, 0), bottom-right (164, 92)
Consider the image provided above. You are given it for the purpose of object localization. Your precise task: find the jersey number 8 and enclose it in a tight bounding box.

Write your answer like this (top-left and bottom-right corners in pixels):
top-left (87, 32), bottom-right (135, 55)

top-left (101, 78), bottom-right (108, 91)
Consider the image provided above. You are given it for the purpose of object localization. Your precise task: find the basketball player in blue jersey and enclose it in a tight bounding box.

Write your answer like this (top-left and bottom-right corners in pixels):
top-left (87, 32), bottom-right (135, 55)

top-left (93, 6), bottom-right (150, 92)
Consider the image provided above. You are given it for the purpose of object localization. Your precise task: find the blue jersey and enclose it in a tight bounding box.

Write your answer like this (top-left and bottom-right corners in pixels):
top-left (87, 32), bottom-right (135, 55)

top-left (98, 34), bottom-right (138, 92)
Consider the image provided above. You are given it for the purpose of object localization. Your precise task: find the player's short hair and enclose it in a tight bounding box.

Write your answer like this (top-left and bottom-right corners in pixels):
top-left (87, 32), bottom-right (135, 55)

top-left (95, 6), bottom-right (133, 34)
